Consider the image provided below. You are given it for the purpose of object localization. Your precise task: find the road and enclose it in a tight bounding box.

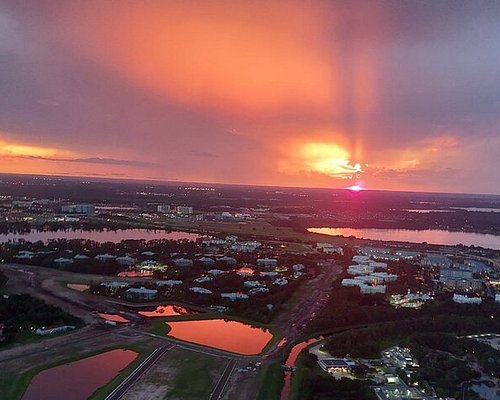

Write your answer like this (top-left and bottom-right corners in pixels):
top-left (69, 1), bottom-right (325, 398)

top-left (104, 345), bottom-right (173, 400)
top-left (209, 358), bottom-right (237, 400)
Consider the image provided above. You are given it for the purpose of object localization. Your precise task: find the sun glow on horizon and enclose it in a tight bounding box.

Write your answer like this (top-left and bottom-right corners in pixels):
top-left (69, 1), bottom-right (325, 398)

top-left (347, 184), bottom-right (364, 192)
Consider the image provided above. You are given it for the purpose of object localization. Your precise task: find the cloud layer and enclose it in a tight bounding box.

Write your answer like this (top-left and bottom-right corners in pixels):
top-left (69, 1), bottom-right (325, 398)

top-left (1, 1), bottom-right (500, 193)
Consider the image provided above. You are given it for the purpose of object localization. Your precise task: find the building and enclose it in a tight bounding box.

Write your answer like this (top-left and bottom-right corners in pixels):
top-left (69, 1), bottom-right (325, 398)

top-left (257, 258), bottom-right (278, 267)
top-left (221, 292), bottom-right (249, 301)
top-left (116, 256), bottom-right (136, 266)
top-left (190, 287), bottom-right (213, 295)
top-left (176, 206), bottom-right (194, 214)
top-left (248, 287), bottom-right (270, 295)
top-left (219, 256), bottom-right (237, 266)
top-left (193, 276), bottom-right (213, 283)
top-left (421, 254), bottom-right (452, 268)
top-left (61, 203), bottom-right (95, 214)
top-left (347, 264), bottom-right (374, 275)
top-left (95, 253), bottom-right (116, 261)
top-left (273, 277), bottom-right (288, 286)
top-left (352, 255), bottom-right (371, 265)
top-left (157, 204), bottom-right (172, 213)
top-left (453, 294), bottom-right (482, 304)
top-left (35, 325), bottom-right (75, 336)
top-left (156, 280), bottom-right (183, 287)
top-left (359, 284), bottom-right (386, 294)
top-left (208, 269), bottom-right (225, 276)
top-left (126, 287), bottom-right (158, 300)
top-left (317, 243), bottom-right (343, 254)
top-left (318, 358), bottom-right (354, 373)
top-left (54, 257), bottom-right (73, 265)
top-left (198, 257), bottom-right (215, 266)
top-left (173, 258), bottom-right (194, 267)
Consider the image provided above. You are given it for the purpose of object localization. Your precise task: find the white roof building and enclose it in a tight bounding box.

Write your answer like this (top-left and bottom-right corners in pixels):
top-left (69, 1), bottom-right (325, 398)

top-left (208, 269), bottom-right (225, 276)
top-left (260, 271), bottom-right (278, 278)
top-left (95, 253), bottom-right (116, 261)
top-left (116, 256), bottom-right (136, 266)
top-left (156, 280), bottom-right (183, 287)
top-left (292, 264), bottom-right (305, 272)
top-left (193, 276), bottom-right (213, 283)
top-left (54, 257), bottom-right (73, 265)
top-left (359, 284), bottom-right (386, 294)
top-left (173, 258), bottom-right (194, 267)
top-left (190, 287), bottom-right (213, 295)
top-left (198, 257), bottom-right (215, 266)
top-left (126, 286), bottom-right (157, 299)
top-left (244, 280), bottom-right (264, 288)
top-left (257, 258), bottom-right (278, 267)
top-left (248, 287), bottom-right (270, 295)
top-left (352, 255), bottom-right (371, 265)
top-left (347, 265), bottom-right (374, 275)
top-left (273, 277), bottom-right (288, 286)
top-left (453, 294), bottom-right (482, 304)
top-left (221, 292), bottom-right (249, 301)
top-left (102, 281), bottom-right (129, 289)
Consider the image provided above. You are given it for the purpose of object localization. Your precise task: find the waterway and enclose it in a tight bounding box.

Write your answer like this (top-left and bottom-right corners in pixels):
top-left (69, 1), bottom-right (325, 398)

top-left (22, 348), bottom-right (137, 400)
top-left (0, 228), bottom-right (200, 243)
top-left (165, 319), bottom-right (272, 355)
top-left (308, 227), bottom-right (500, 250)
top-left (280, 337), bottom-right (323, 400)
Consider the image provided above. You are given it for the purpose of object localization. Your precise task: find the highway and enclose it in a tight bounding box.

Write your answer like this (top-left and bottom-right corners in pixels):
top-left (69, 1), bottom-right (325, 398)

top-left (104, 345), bottom-right (172, 400)
top-left (209, 358), bottom-right (237, 400)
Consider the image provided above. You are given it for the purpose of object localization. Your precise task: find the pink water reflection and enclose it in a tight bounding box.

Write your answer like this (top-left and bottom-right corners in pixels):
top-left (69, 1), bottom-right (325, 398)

top-left (166, 319), bottom-right (272, 355)
top-left (138, 304), bottom-right (196, 317)
top-left (280, 337), bottom-right (322, 400)
top-left (22, 349), bottom-right (137, 400)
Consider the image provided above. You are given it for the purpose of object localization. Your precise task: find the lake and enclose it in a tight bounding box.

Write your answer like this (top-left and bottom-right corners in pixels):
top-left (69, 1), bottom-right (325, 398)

top-left (308, 227), bottom-right (500, 250)
top-left (165, 319), bottom-right (272, 355)
top-left (138, 304), bottom-right (198, 317)
top-left (22, 348), bottom-right (137, 400)
top-left (0, 228), bottom-right (200, 243)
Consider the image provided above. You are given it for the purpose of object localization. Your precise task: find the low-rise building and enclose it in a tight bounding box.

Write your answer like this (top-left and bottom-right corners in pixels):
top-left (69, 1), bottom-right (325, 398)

top-left (173, 258), bottom-right (194, 267)
top-left (35, 325), bottom-right (75, 336)
top-left (221, 292), bottom-right (249, 301)
top-left (453, 294), bottom-right (482, 304)
top-left (126, 286), bottom-right (157, 300)
top-left (257, 258), bottom-right (278, 267)
top-left (190, 287), bottom-right (213, 295)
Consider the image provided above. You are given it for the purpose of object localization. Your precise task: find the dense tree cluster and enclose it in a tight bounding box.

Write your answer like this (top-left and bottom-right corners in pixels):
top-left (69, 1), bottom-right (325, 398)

top-left (0, 294), bottom-right (83, 345)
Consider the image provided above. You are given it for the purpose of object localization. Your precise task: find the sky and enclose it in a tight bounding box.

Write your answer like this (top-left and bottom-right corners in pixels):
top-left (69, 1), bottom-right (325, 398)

top-left (1, 1), bottom-right (500, 194)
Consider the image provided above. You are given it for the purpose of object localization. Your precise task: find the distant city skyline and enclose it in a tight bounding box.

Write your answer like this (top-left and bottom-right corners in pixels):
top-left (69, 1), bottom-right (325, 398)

top-left (1, 1), bottom-right (500, 194)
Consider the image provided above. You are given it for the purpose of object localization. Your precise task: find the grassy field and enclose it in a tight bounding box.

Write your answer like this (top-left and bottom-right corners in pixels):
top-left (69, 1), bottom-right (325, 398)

top-left (165, 350), bottom-right (217, 400)
top-left (0, 342), bottom-right (154, 400)
top-left (256, 362), bottom-right (284, 400)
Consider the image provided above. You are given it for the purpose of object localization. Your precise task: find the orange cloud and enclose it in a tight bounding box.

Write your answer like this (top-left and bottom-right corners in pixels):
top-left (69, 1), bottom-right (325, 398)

top-left (54, 1), bottom-right (336, 116)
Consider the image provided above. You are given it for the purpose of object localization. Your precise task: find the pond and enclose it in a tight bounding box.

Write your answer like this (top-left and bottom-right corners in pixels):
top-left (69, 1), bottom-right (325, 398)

top-left (98, 313), bottom-right (130, 323)
top-left (165, 319), bottom-right (272, 355)
top-left (0, 228), bottom-right (200, 243)
top-left (138, 304), bottom-right (198, 317)
top-left (308, 227), bottom-right (500, 250)
top-left (22, 348), bottom-right (137, 400)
